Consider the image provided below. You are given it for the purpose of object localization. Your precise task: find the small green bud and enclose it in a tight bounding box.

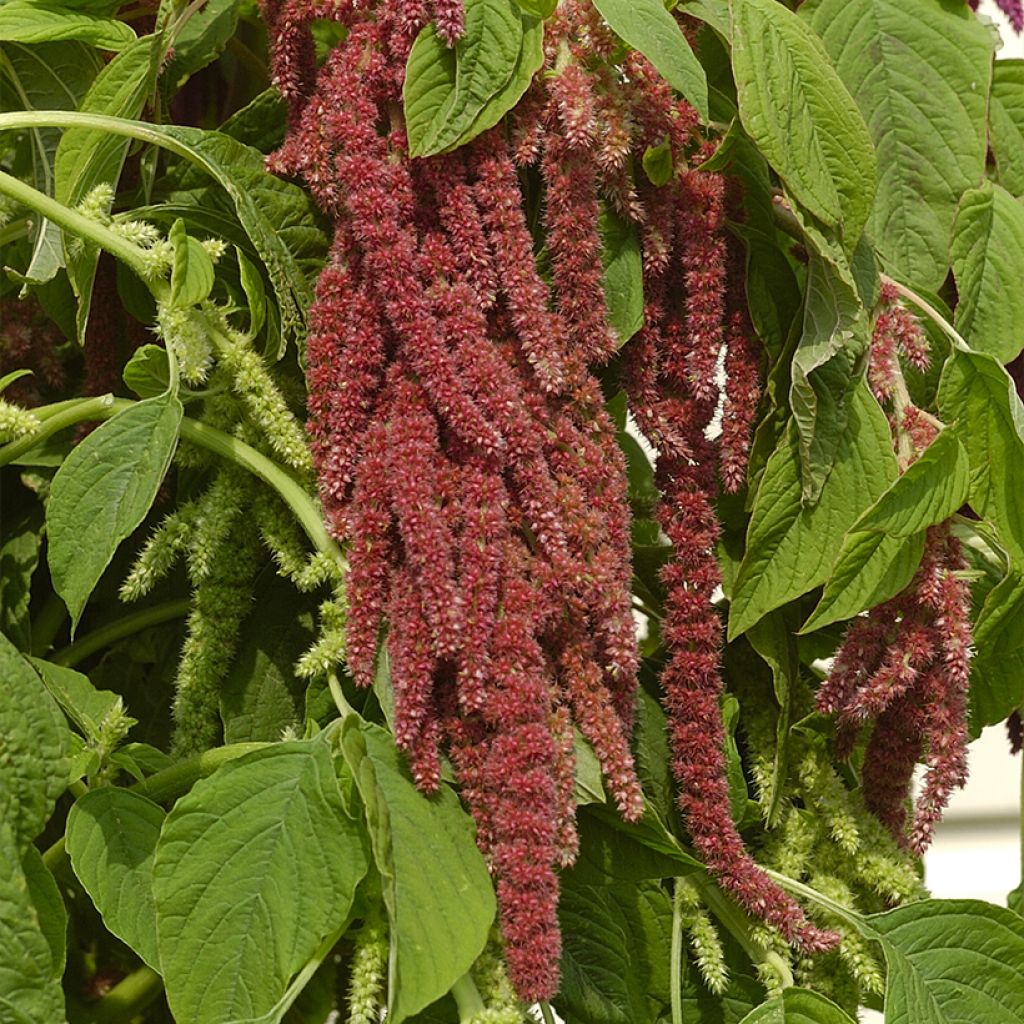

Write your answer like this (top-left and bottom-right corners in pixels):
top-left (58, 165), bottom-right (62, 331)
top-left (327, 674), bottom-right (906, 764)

top-left (0, 398), bottom-right (40, 442)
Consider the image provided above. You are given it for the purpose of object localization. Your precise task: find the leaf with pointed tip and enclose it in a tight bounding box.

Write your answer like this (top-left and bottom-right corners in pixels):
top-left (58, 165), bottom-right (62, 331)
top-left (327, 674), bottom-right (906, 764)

top-left (67, 787), bottom-right (163, 970)
top-left (739, 988), bottom-right (856, 1023)
top-left (951, 182), bottom-right (1024, 364)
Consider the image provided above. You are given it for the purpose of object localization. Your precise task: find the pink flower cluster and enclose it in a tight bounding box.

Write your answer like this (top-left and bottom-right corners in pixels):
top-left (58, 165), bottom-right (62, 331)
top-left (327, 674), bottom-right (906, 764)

top-left (264, 0), bottom-right (650, 999)
top-left (817, 526), bottom-right (973, 853)
top-left (618, 66), bottom-right (831, 949)
top-left (969, 0), bottom-right (1023, 33)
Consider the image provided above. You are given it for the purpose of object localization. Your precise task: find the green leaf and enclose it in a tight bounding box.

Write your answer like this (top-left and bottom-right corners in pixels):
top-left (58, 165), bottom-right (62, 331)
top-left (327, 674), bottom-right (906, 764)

top-left (30, 657), bottom-right (133, 747)
top-left (237, 247), bottom-right (267, 336)
top-left (0, 1), bottom-right (135, 49)
top-left (155, 124), bottom-right (326, 357)
top-left (970, 571), bottom-right (1024, 731)
top-left (22, 845), bottom-right (66, 978)
top-left (405, 0), bottom-right (523, 158)
top-left (731, 0), bottom-right (875, 246)
top-left (340, 719), bottom-right (495, 1024)
top-left (593, 0), bottom-right (708, 121)
top-left (47, 393), bottom-right (182, 630)
top-left (938, 349), bottom-right (1024, 562)
top-left (738, 988), bottom-right (856, 1023)
top-left (160, 0), bottom-right (240, 93)
top-left (642, 138), bottom-right (673, 187)
top-left (790, 249), bottom-right (871, 502)
top-left (574, 730), bottom-right (607, 806)
top-left (0, 632), bottom-right (68, 848)
top-left (729, 382), bottom-right (896, 638)
top-left (66, 787), bottom-right (164, 970)
top-left (803, 428), bottom-right (970, 629)
top-left (864, 900), bottom-right (1024, 1024)
top-left (154, 741), bottom-right (368, 1024)
top-left (54, 34), bottom-right (161, 339)
top-left (991, 60), bottom-right (1024, 199)
top-left (170, 218), bottom-right (215, 308)
top-left (220, 591), bottom-right (315, 744)
top-left (801, 0), bottom-right (992, 290)
top-left (599, 204), bottom-right (644, 347)
top-left (0, 40), bottom-right (102, 284)
top-left (513, 0), bottom-right (556, 16)
top-left (951, 183), bottom-right (1024, 363)
top-left (0, 821), bottom-right (65, 1023)
top-left (123, 344), bottom-right (173, 398)
top-left (556, 878), bottom-right (672, 1024)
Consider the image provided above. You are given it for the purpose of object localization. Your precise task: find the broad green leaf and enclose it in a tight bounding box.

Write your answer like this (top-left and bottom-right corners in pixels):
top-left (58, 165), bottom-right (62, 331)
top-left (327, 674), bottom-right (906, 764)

top-left (220, 591), bottom-right (315, 744)
top-left (341, 719), bottom-right (495, 1024)
top-left (155, 741), bottom-right (368, 1024)
top-left (238, 248), bottom-right (267, 336)
top-left (22, 845), bottom-right (66, 978)
top-left (593, 0), bottom-right (708, 120)
top-left (856, 429), bottom-right (970, 537)
top-left (0, 821), bottom-right (65, 1023)
top-left (803, 428), bottom-right (969, 629)
top-left (66, 787), bottom-right (164, 970)
top-left (970, 571), bottom-right (1024, 731)
top-left (951, 183), bottom-right (1024, 363)
top-left (160, 0), bottom-right (240, 93)
top-left (0, 40), bottom-right (101, 283)
top-left (729, 382), bottom-right (896, 638)
top-left (732, 0), bottom-right (875, 246)
top-left (991, 60), bottom-right (1024, 199)
top-left (802, 0), bottom-right (992, 290)
top-left (30, 657), bottom-right (133, 747)
top-left (405, 0), bottom-right (523, 158)
top-left (938, 349), bottom-right (1024, 562)
top-left (54, 34), bottom-right (161, 340)
top-left (170, 219), bottom-right (215, 308)
top-left (48, 394), bottom-right (182, 630)
top-left (557, 878), bottom-right (672, 1024)
top-left (599, 205), bottom-right (644, 346)
top-left (642, 138), bottom-right (673, 186)
top-left (864, 900), bottom-right (1024, 1024)
top-left (0, 1), bottom-right (134, 49)
top-left (790, 249), bottom-right (870, 502)
top-left (802, 531), bottom-right (925, 633)
top-left (0, 632), bottom-right (68, 847)
top-left (573, 730), bottom-right (607, 806)
top-left (739, 988), bottom-right (856, 1023)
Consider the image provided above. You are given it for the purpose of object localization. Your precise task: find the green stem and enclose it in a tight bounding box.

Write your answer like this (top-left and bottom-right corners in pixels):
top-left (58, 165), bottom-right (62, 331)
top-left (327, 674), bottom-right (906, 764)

top-left (265, 919), bottom-right (347, 1021)
top-left (0, 395), bottom-right (116, 464)
top-left (691, 875), bottom-right (794, 989)
top-left (52, 599), bottom-right (190, 667)
top-left (450, 972), bottom-right (486, 1022)
top-left (540, 1001), bottom-right (558, 1024)
top-left (328, 672), bottom-right (356, 719)
top-left (671, 880), bottom-right (685, 1024)
top-left (0, 396), bottom-right (342, 562)
top-left (0, 169), bottom-right (157, 286)
top-left (764, 869), bottom-right (867, 934)
top-left (80, 966), bottom-right (163, 1024)
top-left (879, 275), bottom-right (970, 353)
top-left (30, 592), bottom-right (69, 657)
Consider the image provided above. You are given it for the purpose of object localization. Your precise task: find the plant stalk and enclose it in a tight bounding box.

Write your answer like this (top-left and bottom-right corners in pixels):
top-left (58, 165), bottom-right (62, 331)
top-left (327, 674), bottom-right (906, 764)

top-left (80, 966), bottom-right (163, 1024)
top-left (450, 972), bottom-right (486, 1022)
top-left (53, 599), bottom-right (191, 667)
top-left (671, 879), bottom-right (685, 1024)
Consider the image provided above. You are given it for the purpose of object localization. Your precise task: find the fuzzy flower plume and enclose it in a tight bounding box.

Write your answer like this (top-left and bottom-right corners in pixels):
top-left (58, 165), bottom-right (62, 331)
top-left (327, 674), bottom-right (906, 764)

top-left (818, 525), bottom-right (973, 853)
top-left (264, 0), bottom-right (653, 999)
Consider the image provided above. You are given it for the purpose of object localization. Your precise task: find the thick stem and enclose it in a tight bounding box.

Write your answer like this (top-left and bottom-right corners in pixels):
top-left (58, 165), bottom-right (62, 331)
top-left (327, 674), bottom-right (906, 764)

top-left (671, 880), bottom-right (685, 1024)
top-left (450, 973), bottom-right (486, 1022)
top-left (540, 1001), bottom-right (558, 1024)
top-left (53, 599), bottom-right (191, 668)
top-left (0, 169), bottom-right (158, 287)
top-left (80, 966), bottom-right (163, 1024)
